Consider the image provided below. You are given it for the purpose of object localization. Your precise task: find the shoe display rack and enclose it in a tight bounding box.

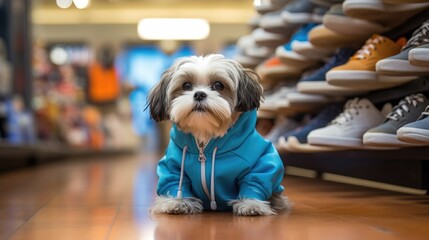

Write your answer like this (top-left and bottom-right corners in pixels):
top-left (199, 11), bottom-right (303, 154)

top-left (281, 148), bottom-right (429, 192)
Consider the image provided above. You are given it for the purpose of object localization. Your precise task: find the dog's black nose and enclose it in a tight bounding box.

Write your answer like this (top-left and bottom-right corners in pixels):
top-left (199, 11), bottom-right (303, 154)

top-left (193, 91), bottom-right (207, 101)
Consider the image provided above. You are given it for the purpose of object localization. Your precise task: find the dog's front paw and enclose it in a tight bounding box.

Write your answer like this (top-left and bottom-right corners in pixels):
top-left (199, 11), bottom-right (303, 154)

top-left (229, 199), bottom-right (276, 216)
top-left (151, 196), bottom-right (203, 215)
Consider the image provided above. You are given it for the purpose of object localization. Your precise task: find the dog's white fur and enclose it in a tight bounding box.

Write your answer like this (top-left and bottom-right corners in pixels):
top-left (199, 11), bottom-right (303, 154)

top-left (151, 196), bottom-right (203, 214)
top-left (148, 54), bottom-right (290, 216)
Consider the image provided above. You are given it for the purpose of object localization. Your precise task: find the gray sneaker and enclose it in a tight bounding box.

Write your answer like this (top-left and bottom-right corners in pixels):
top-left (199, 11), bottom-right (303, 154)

top-left (376, 19), bottom-right (429, 76)
top-left (363, 93), bottom-right (429, 147)
top-left (397, 105), bottom-right (429, 144)
top-left (311, 0), bottom-right (344, 7)
top-left (282, 0), bottom-right (320, 24)
top-left (259, 9), bottom-right (296, 34)
top-left (409, 43), bottom-right (429, 67)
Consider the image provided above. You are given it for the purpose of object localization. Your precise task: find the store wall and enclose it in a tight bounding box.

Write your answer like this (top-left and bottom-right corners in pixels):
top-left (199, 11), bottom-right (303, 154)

top-left (33, 23), bottom-right (249, 54)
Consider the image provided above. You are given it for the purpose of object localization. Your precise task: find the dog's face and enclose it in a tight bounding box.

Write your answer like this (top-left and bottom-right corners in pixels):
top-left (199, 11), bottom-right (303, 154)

top-left (147, 54), bottom-right (263, 141)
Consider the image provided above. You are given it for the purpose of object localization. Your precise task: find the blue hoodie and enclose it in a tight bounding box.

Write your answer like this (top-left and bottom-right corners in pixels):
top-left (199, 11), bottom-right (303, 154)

top-left (156, 110), bottom-right (285, 211)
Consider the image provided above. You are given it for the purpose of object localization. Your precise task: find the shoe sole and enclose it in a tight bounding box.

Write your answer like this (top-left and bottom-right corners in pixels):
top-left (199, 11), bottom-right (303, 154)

top-left (326, 70), bottom-right (377, 86)
top-left (297, 81), bottom-right (368, 95)
top-left (287, 92), bottom-right (330, 104)
top-left (323, 14), bottom-right (385, 36)
top-left (343, 0), bottom-right (429, 19)
top-left (286, 136), bottom-right (349, 153)
top-left (376, 59), bottom-right (429, 76)
top-left (409, 48), bottom-right (429, 67)
top-left (308, 135), bottom-right (363, 148)
top-left (397, 127), bottom-right (429, 144)
top-left (291, 41), bottom-right (334, 59)
top-left (281, 12), bottom-right (314, 24)
top-left (257, 66), bottom-right (303, 81)
top-left (276, 47), bottom-right (320, 67)
top-left (363, 132), bottom-right (419, 147)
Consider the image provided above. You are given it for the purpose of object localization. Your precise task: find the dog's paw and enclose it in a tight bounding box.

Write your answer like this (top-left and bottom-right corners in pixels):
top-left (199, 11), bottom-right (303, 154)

top-left (270, 192), bottom-right (293, 212)
top-left (151, 196), bottom-right (203, 215)
top-left (229, 198), bottom-right (276, 216)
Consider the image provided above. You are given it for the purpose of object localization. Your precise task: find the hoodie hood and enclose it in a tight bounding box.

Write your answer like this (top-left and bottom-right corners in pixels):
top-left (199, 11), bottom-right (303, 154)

top-left (170, 110), bottom-right (257, 154)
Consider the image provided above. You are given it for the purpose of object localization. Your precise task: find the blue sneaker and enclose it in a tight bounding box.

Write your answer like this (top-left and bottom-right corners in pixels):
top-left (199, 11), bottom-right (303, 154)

top-left (279, 103), bottom-right (343, 144)
top-left (297, 48), bottom-right (355, 91)
top-left (275, 23), bottom-right (321, 67)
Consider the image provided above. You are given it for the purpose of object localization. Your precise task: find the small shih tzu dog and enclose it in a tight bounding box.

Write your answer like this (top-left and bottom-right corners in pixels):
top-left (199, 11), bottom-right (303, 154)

top-left (148, 54), bottom-right (290, 216)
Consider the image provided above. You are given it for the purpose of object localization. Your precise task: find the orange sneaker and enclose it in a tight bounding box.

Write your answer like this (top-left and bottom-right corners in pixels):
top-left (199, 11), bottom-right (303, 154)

top-left (256, 57), bottom-right (304, 83)
top-left (326, 34), bottom-right (405, 86)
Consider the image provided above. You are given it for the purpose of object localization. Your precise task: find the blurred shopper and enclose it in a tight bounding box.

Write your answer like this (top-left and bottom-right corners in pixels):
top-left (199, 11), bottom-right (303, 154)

top-left (0, 38), bottom-right (11, 139)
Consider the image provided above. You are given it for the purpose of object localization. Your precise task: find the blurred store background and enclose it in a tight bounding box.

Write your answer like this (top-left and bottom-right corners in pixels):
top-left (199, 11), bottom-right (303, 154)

top-left (0, 0), bottom-right (254, 168)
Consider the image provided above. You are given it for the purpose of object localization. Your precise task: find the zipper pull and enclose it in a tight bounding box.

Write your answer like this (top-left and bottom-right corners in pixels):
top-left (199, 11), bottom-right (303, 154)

top-left (199, 152), bottom-right (206, 162)
top-left (197, 141), bottom-right (206, 162)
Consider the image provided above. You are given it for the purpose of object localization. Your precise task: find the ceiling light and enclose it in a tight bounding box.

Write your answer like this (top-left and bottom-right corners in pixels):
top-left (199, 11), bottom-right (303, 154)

top-left (56, 0), bottom-right (73, 9)
top-left (50, 47), bottom-right (69, 65)
top-left (137, 18), bottom-right (210, 40)
top-left (73, 0), bottom-right (90, 9)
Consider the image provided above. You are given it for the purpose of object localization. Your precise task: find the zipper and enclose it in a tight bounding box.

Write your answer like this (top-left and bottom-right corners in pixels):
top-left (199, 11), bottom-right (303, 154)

top-left (196, 139), bottom-right (211, 200)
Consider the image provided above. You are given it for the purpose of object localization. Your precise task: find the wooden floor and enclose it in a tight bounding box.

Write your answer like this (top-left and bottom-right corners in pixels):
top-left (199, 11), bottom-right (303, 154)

top-left (1, 154), bottom-right (429, 240)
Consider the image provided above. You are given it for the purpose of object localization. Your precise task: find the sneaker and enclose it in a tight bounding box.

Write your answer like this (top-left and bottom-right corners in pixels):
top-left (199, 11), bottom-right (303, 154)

top-left (265, 116), bottom-right (300, 144)
top-left (326, 34), bottom-right (405, 87)
top-left (376, 20), bottom-right (429, 76)
top-left (284, 135), bottom-right (349, 152)
top-left (259, 10), bottom-right (294, 34)
top-left (281, 0), bottom-right (324, 24)
top-left (409, 43), bottom-right (429, 67)
top-left (397, 105), bottom-right (429, 144)
top-left (364, 94), bottom-right (429, 147)
top-left (249, 15), bottom-right (261, 30)
top-left (297, 48), bottom-right (356, 92)
top-left (323, 4), bottom-right (386, 37)
top-left (308, 25), bottom-right (365, 49)
top-left (233, 53), bottom-right (261, 68)
top-left (291, 30), bottom-right (334, 58)
top-left (259, 86), bottom-right (295, 112)
top-left (278, 102), bottom-right (344, 150)
top-left (255, 0), bottom-right (291, 14)
top-left (244, 44), bottom-right (274, 59)
top-left (256, 57), bottom-right (304, 83)
top-left (308, 98), bottom-right (391, 147)
top-left (287, 92), bottom-right (331, 108)
top-left (276, 23), bottom-right (323, 66)
top-left (252, 28), bottom-right (289, 48)
top-left (343, 0), bottom-right (429, 21)
top-left (311, 0), bottom-right (344, 7)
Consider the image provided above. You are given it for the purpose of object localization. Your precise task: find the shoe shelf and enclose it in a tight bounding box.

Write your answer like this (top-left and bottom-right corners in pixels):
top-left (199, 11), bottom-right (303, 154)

top-left (0, 142), bottom-right (135, 172)
top-left (281, 147), bottom-right (429, 192)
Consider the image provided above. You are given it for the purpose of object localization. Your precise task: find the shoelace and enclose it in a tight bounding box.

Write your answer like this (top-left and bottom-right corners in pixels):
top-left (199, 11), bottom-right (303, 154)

top-left (353, 36), bottom-right (385, 60)
top-left (331, 98), bottom-right (361, 125)
top-left (386, 94), bottom-right (425, 121)
top-left (404, 20), bottom-right (429, 50)
top-left (421, 105), bottom-right (429, 117)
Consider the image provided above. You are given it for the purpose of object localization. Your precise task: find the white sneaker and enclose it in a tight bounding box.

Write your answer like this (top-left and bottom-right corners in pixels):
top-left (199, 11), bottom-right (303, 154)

top-left (308, 98), bottom-right (392, 148)
top-left (259, 86), bottom-right (295, 112)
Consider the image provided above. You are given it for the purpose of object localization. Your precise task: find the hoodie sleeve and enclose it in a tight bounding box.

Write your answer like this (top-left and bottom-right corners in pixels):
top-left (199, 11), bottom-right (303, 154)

top-left (156, 143), bottom-right (194, 198)
top-left (238, 143), bottom-right (285, 201)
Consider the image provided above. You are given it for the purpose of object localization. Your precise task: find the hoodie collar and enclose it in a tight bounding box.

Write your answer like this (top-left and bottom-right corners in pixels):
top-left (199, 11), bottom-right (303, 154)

top-left (170, 110), bottom-right (257, 154)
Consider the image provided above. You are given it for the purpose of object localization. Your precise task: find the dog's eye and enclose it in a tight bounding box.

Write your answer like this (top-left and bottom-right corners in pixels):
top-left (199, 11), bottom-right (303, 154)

top-left (212, 82), bottom-right (224, 91)
top-left (182, 82), bottom-right (193, 91)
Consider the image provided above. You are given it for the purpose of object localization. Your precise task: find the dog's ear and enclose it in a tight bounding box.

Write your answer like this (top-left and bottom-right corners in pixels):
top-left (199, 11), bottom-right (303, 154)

top-left (235, 68), bottom-right (263, 112)
top-left (146, 68), bottom-right (173, 122)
